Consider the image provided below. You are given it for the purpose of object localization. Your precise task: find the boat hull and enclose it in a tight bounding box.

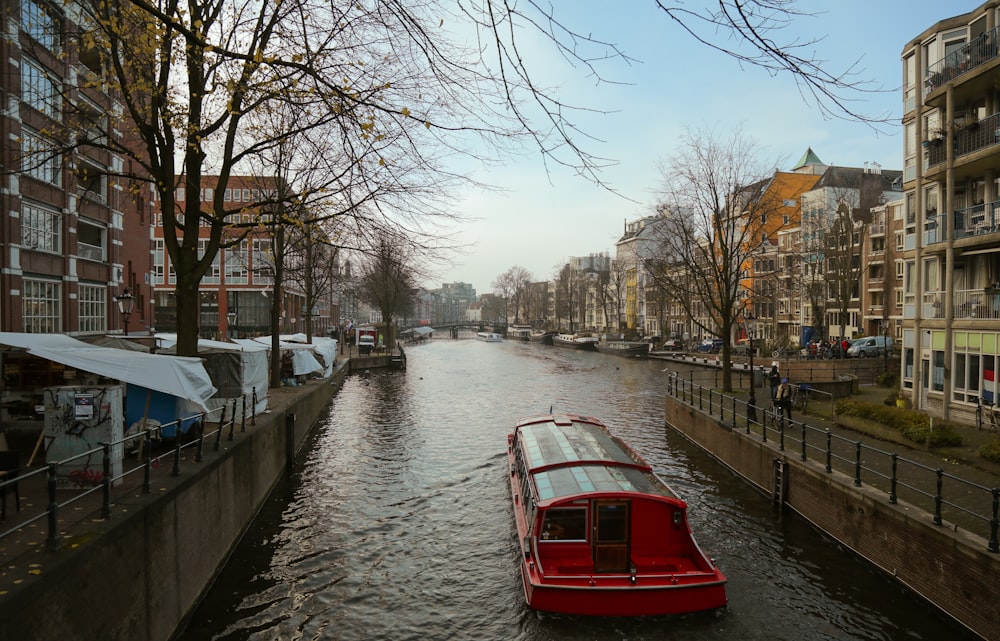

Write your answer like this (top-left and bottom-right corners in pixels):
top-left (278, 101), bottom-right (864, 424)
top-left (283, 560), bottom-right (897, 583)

top-left (552, 334), bottom-right (598, 350)
top-left (594, 342), bottom-right (650, 358)
top-left (520, 568), bottom-right (727, 616)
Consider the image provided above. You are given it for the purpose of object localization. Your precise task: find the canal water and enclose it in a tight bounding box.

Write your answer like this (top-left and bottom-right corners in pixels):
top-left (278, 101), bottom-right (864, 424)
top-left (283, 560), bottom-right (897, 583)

top-left (179, 339), bottom-right (974, 641)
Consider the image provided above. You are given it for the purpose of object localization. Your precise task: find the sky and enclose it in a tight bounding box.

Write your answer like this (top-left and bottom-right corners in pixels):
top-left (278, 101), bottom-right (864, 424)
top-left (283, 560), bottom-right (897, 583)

top-left (428, 0), bottom-right (983, 294)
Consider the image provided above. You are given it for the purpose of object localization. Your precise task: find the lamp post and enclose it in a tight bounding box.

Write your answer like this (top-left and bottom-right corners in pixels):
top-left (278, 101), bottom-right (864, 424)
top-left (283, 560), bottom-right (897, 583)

top-left (883, 320), bottom-right (890, 371)
top-left (227, 309), bottom-right (237, 339)
top-left (745, 312), bottom-right (758, 422)
top-left (114, 288), bottom-right (136, 336)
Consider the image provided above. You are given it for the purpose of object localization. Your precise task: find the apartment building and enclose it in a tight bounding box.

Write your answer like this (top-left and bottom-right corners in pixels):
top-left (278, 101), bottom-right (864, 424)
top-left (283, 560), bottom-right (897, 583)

top-left (0, 0), bottom-right (152, 335)
top-left (151, 176), bottom-right (336, 339)
top-left (902, 3), bottom-right (1000, 421)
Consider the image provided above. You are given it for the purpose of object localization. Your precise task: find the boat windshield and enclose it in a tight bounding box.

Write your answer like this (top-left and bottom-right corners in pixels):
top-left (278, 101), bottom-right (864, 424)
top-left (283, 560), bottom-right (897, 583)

top-left (541, 507), bottom-right (587, 541)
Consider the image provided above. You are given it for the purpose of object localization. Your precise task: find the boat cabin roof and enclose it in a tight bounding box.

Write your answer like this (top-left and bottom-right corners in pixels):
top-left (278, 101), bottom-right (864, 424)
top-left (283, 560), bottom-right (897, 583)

top-left (514, 414), bottom-right (679, 502)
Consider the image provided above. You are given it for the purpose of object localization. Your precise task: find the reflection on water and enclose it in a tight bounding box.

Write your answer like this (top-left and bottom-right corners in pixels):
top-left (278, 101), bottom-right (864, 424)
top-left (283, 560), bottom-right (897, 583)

top-left (180, 340), bottom-right (973, 641)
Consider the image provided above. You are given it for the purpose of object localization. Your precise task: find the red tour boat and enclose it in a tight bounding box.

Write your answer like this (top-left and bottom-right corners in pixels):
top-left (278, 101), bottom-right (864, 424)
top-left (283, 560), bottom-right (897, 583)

top-left (507, 413), bottom-right (727, 616)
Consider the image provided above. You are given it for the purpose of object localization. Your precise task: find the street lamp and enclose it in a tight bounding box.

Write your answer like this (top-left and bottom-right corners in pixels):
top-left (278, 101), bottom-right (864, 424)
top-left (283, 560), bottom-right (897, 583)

top-left (114, 288), bottom-right (136, 336)
top-left (883, 320), bottom-right (890, 371)
top-left (744, 311), bottom-right (758, 422)
top-left (227, 309), bottom-right (237, 339)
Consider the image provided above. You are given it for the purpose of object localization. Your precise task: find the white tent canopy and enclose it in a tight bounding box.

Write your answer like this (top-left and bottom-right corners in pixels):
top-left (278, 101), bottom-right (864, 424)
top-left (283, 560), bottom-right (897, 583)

top-left (0, 332), bottom-right (216, 410)
top-left (154, 334), bottom-right (269, 417)
top-left (233, 337), bottom-right (325, 377)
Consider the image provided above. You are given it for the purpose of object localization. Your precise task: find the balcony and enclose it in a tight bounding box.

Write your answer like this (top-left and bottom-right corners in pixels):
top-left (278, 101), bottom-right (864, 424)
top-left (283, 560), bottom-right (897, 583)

top-left (954, 199), bottom-right (1000, 239)
top-left (954, 288), bottom-right (1000, 320)
top-left (925, 26), bottom-right (999, 96)
top-left (927, 112), bottom-right (1000, 170)
top-left (77, 242), bottom-right (104, 262)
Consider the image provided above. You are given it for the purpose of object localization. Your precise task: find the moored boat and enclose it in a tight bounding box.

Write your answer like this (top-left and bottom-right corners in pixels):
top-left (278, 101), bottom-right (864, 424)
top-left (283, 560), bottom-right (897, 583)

top-left (476, 332), bottom-right (503, 342)
top-left (529, 331), bottom-right (555, 345)
top-left (594, 340), bottom-right (650, 358)
top-left (507, 413), bottom-right (727, 616)
top-left (552, 333), bottom-right (598, 350)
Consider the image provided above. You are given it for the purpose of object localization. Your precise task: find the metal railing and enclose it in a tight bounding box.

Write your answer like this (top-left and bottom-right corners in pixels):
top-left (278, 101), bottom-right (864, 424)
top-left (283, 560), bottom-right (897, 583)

top-left (0, 389), bottom-right (260, 556)
top-left (666, 373), bottom-right (999, 553)
top-left (925, 25), bottom-right (1000, 95)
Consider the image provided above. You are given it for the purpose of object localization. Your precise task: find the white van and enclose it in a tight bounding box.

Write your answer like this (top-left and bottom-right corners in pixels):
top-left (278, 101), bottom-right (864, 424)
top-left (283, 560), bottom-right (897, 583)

top-left (846, 336), bottom-right (893, 358)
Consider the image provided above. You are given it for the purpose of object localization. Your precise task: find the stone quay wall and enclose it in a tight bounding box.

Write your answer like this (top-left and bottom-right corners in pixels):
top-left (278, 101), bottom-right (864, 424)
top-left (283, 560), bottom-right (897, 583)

top-left (0, 362), bottom-right (349, 641)
top-left (664, 395), bottom-right (999, 641)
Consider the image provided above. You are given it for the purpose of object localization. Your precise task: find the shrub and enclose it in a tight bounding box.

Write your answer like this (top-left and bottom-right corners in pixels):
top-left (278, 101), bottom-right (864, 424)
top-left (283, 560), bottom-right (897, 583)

top-left (836, 399), bottom-right (963, 448)
top-left (980, 438), bottom-right (1000, 464)
top-left (876, 371), bottom-right (898, 388)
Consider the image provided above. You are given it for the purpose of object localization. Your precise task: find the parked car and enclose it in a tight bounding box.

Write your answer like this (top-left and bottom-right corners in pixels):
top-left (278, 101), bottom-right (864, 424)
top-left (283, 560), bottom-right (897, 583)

top-left (663, 338), bottom-right (684, 350)
top-left (846, 336), bottom-right (893, 358)
top-left (696, 338), bottom-right (724, 353)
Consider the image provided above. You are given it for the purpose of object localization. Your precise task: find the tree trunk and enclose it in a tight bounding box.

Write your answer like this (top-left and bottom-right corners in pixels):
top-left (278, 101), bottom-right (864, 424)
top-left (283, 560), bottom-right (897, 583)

top-left (269, 224), bottom-right (285, 388)
top-left (174, 262), bottom-right (201, 357)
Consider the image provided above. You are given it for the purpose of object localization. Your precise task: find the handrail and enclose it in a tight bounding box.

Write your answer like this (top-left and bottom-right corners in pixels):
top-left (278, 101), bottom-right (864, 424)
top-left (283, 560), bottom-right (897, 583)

top-left (0, 388), bottom-right (260, 557)
top-left (665, 373), bottom-right (999, 553)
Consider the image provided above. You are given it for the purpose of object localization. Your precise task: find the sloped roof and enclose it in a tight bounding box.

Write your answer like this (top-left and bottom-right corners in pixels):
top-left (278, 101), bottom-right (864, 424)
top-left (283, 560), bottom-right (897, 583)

top-left (791, 147), bottom-right (826, 171)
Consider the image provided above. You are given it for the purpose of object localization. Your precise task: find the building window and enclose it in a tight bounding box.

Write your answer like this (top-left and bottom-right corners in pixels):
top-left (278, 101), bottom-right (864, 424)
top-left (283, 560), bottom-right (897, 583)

top-left (21, 129), bottom-right (62, 185)
top-left (76, 157), bottom-right (107, 202)
top-left (78, 284), bottom-right (106, 333)
top-left (252, 239), bottom-right (273, 284)
top-left (225, 240), bottom-right (248, 285)
top-left (22, 278), bottom-right (61, 333)
top-left (21, 0), bottom-right (61, 52)
top-left (153, 239), bottom-right (165, 285)
top-left (76, 219), bottom-right (106, 261)
top-left (76, 97), bottom-right (107, 146)
top-left (22, 58), bottom-right (61, 118)
top-left (21, 201), bottom-right (61, 252)
top-left (198, 239), bottom-right (220, 284)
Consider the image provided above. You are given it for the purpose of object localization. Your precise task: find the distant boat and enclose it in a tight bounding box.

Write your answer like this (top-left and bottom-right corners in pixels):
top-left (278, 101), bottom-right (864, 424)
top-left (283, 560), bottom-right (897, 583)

top-left (529, 331), bottom-right (555, 345)
top-left (509, 325), bottom-right (533, 341)
top-left (507, 413), bottom-right (727, 615)
top-left (476, 332), bottom-right (503, 342)
top-left (595, 340), bottom-right (650, 358)
top-left (552, 334), bottom-right (598, 350)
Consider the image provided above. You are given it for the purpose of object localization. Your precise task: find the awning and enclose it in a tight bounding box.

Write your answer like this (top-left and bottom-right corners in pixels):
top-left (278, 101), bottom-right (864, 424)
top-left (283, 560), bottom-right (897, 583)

top-left (0, 332), bottom-right (216, 410)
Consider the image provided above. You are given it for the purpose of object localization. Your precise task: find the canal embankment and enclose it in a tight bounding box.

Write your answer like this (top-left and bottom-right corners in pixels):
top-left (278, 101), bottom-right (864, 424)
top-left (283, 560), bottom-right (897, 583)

top-left (663, 375), bottom-right (1000, 641)
top-left (0, 360), bottom-right (349, 641)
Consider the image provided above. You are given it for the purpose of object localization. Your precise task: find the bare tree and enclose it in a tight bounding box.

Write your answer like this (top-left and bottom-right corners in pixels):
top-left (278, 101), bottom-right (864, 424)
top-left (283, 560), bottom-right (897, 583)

top-left (653, 127), bottom-right (782, 392)
top-left (59, 0), bottom-right (881, 358)
top-left (606, 259), bottom-right (630, 332)
top-left (357, 234), bottom-right (417, 349)
top-left (494, 266), bottom-right (533, 325)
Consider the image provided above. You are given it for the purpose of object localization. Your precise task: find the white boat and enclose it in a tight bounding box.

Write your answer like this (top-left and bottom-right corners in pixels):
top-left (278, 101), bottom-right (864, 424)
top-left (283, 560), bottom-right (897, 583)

top-left (476, 332), bottom-right (503, 342)
top-left (552, 333), bottom-right (598, 350)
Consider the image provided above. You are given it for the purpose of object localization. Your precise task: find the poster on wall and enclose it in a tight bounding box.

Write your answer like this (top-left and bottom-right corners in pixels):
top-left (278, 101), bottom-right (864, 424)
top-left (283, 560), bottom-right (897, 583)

top-left (74, 393), bottom-right (94, 419)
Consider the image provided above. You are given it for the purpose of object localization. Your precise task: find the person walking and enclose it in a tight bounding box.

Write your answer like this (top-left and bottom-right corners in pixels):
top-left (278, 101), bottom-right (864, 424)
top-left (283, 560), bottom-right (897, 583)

top-left (767, 362), bottom-right (781, 401)
top-left (775, 377), bottom-right (793, 423)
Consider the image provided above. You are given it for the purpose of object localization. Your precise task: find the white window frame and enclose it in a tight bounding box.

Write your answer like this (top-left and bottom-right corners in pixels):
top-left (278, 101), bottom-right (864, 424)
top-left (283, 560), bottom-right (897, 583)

top-left (21, 201), bottom-right (61, 252)
top-left (22, 129), bottom-right (62, 186)
top-left (22, 58), bottom-right (60, 118)
top-left (153, 239), bottom-right (165, 285)
top-left (22, 278), bottom-right (61, 333)
top-left (21, 0), bottom-right (61, 52)
top-left (225, 240), bottom-right (249, 285)
top-left (77, 283), bottom-right (106, 333)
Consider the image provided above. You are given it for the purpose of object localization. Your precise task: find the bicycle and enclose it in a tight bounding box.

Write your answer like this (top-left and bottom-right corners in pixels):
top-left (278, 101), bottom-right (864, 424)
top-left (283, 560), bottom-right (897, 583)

top-left (975, 396), bottom-right (1000, 431)
top-left (796, 384), bottom-right (811, 414)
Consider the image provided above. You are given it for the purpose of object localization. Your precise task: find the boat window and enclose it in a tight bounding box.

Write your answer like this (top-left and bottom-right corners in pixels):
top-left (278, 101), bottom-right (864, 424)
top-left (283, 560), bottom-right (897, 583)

top-left (541, 508), bottom-right (587, 541)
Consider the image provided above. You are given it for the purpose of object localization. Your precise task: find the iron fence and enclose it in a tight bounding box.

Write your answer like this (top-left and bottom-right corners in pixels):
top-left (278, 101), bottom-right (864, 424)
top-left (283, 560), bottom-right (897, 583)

top-left (666, 373), bottom-right (999, 553)
top-left (0, 389), bottom-right (259, 556)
